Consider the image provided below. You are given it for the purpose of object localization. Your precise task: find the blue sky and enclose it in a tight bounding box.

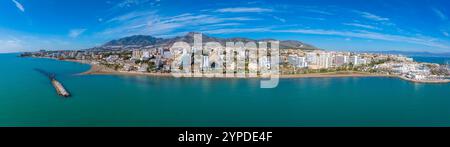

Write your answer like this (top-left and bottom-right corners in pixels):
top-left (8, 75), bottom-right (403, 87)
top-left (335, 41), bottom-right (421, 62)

top-left (1, 0), bottom-right (450, 53)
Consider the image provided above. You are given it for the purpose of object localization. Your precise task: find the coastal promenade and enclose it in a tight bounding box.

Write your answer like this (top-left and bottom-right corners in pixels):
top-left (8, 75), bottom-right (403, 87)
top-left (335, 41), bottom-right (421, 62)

top-left (69, 59), bottom-right (450, 84)
top-left (29, 57), bottom-right (448, 83)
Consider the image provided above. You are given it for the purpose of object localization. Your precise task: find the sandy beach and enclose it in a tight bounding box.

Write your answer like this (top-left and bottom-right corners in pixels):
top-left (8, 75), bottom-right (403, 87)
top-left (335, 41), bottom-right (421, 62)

top-left (76, 61), bottom-right (385, 78)
top-left (60, 59), bottom-right (450, 83)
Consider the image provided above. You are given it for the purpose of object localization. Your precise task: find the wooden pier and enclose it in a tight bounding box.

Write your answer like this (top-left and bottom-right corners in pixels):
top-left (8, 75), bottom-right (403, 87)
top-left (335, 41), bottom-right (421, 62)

top-left (51, 78), bottom-right (70, 97)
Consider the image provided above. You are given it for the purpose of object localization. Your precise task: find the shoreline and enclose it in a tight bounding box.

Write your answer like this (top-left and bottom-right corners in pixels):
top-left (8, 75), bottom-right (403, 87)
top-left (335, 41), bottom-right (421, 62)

top-left (26, 57), bottom-right (448, 83)
top-left (65, 59), bottom-right (449, 83)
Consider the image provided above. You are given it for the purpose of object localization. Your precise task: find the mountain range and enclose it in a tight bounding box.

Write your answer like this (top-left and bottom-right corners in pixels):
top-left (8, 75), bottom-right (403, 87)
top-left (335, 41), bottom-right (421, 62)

top-left (100, 32), bottom-right (320, 50)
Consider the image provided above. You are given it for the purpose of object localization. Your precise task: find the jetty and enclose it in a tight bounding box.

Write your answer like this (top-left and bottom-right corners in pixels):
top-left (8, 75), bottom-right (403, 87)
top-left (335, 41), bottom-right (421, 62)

top-left (34, 68), bottom-right (70, 97)
top-left (51, 78), bottom-right (70, 97)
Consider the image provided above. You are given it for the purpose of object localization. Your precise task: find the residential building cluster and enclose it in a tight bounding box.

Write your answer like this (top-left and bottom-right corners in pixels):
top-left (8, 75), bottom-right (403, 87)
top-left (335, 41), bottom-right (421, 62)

top-left (22, 47), bottom-right (449, 81)
top-left (281, 49), bottom-right (372, 69)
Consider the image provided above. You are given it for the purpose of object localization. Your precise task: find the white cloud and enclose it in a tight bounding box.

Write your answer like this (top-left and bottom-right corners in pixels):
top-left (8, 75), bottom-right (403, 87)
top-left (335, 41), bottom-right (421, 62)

top-left (202, 28), bottom-right (271, 34)
top-left (274, 29), bottom-right (449, 49)
top-left (107, 0), bottom-right (159, 13)
top-left (304, 9), bottom-right (333, 15)
top-left (298, 16), bottom-right (325, 21)
top-left (343, 23), bottom-right (380, 30)
top-left (272, 16), bottom-right (286, 23)
top-left (432, 8), bottom-right (447, 20)
top-left (69, 29), bottom-right (87, 38)
top-left (292, 5), bottom-right (334, 15)
top-left (95, 4), bottom-right (448, 51)
top-left (0, 39), bottom-right (25, 53)
top-left (355, 11), bottom-right (389, 21)
top-left (99, 11), bottom-right (258, 37)
top-left (0, 28), bottom-right (98, 53)
top-left (105, 11), bottom-right (155, 23)
top-left (215, 7), bottom-right (273, 13)
top-left (11, 0), bottom-right (25, 12)
top-left (204, 23), bottom-right (243, 27)
top-left (443, 31), bottom-right (449, 37)
top-left (116, 0), bottom-right (151, 8)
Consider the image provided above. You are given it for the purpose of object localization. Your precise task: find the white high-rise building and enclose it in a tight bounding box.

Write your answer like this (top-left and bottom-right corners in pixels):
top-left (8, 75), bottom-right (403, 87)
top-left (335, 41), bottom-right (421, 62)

top-left (158, 48), bottom-right (164, 55)
top-left (142, 50), bottom-right (150, 60)
top-left (288, 55), bottom-right (299, 67)
top-left (357, 58), bottom-right (367, 65)
top-left (335, 55), bottom-right (349, 66)
top-left (306, 52), bottom-right (318, 65)
top-left (318, 53), bottom-right (331, 68)
top-left (202, 55), bottom-right (209, 71)
top-left (132, 50), bottom-right (142, 60)
top-left (298, 57), bottom-right (308, 68)
top-left (351, 56), bottom-right (359, 65)
top-left (259, 56), bottom-right (270, 69)
top-left (288, 55), bottom-right (308, 68)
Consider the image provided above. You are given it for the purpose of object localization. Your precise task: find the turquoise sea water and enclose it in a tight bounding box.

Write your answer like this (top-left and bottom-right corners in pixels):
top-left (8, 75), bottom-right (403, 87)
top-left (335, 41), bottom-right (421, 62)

top-left (413, 56), bottom-right (449, 64)
top-left (0, 53), bottom-right (450, 127)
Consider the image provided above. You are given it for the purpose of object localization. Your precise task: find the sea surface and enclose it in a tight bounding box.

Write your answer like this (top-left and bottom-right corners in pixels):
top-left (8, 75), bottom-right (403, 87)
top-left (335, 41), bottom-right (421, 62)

top-left (413, 56), bottom-right (450, 64)
top-left (0, 53), bottom-right (449, 127)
